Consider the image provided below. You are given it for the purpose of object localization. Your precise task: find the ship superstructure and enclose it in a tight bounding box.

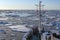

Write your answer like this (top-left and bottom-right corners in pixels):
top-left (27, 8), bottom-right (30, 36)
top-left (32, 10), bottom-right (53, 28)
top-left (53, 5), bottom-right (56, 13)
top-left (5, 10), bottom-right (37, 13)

top-left (23, 1), bottom-right (60, 40)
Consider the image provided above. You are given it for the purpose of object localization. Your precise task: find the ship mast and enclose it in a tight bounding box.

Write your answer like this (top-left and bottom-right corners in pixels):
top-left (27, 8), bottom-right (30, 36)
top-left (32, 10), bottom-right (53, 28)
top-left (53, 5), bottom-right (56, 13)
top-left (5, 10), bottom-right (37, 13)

top-left (39, 1), bottom-right (42, 31)
top-left (35, 1), bottom-right (45, 32)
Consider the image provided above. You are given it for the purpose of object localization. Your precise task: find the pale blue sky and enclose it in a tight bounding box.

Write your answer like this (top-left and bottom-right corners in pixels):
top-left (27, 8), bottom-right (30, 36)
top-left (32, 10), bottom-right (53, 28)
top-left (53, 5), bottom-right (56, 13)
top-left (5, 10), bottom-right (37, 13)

top-left (0, 0), bottom-right (60, 10)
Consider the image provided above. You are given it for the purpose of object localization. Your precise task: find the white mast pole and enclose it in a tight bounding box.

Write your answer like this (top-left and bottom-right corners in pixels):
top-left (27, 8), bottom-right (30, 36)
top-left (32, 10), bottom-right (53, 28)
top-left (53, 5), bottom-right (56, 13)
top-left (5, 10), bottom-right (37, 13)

top-left (39, 1), bottom-right (42, 32)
